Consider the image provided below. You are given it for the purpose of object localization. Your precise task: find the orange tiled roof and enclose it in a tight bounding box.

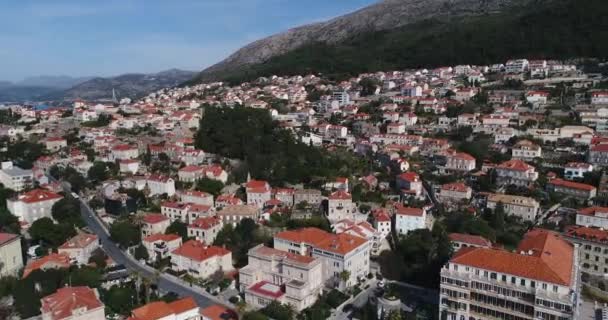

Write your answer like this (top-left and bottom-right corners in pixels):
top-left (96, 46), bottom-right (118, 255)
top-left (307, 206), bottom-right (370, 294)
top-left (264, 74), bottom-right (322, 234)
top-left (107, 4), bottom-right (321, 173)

top-left (549, 178), bottom-right (596, 191)
top-left (41, 286), bottom-right (103, 320)
top-left (450, 229), bottom-right (573, 286)
top-left (315, 232), bottom-right (368, 255)
top-left (171, 240), bottom-right (230, 262)
top-left (130, 297), bottom-right (198, 320)
top-left (448, 233), bottom-right (491, 247)
top-left (15, 189), bottom-right (63, 204)
top-left (329, 190), bottom-right (351, 200)
top-left (58, 233), bottom-right (98, 250)
top-left (23, 253), bottom-right (71, 278)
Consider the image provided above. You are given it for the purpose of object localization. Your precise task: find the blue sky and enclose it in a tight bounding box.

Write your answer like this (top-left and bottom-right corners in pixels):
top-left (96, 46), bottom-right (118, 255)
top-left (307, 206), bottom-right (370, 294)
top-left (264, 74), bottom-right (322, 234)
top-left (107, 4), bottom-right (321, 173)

top-left (0, 0), bottom-right (376, 82)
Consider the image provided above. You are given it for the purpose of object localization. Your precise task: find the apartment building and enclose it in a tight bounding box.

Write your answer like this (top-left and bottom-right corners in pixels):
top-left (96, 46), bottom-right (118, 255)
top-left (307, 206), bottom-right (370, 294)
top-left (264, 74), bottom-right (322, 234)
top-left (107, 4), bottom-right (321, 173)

top-left (547, 178), bottom-right (597, 200)
top-left (0, 161), bottom-right (33, 191)
top-left (170, 240), bottom-right (234, 278)
top-left (576, 206), bottom-right (608, 228)
top-left (564, 162), bottom-right (593, 180)
top-left (7, 188), bottom-right (63, 224)
top-left (444, 151), bottom-right (476, 172)
top-left (239, 245), bottom-right (323, 311)
top-left (246, 180), bottom-right (272, 208)
top-left (440, 229), bottom-right (578, 320)
top-left (179, 190), bottom-right (214, 207)
top-left (495, 160), bottom-right (539, 187)
top-left (58, 233), bottom-right (100, 265)
top-left (0, 233), bottom-right (23, 277)
top-left (215, 204), bottom-right (260, 226)
top-left (486, 193), bottom-right (540, 222)
top-left (437, 182), bottom-right (472, 204)
top-left (396, 172), bottom-right (423, 198)
top-left (294, 189), bottom-right (322, 205)
top-left (41, 286), bottom-right (105, 320)
top-left (564, 225), bottom-right (608, 278)
top-left (274, 227), bottom-right (370, 287)
top-left (145, 174), bottom-right (176, 197)
top-left (512, 140), bottom-right (542, 160)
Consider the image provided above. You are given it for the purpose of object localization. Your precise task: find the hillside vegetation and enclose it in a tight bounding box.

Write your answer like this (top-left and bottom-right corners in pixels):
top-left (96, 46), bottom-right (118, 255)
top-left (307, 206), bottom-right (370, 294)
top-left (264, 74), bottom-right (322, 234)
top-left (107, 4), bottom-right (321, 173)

top-left (195, 0), bottom-right (607, 85)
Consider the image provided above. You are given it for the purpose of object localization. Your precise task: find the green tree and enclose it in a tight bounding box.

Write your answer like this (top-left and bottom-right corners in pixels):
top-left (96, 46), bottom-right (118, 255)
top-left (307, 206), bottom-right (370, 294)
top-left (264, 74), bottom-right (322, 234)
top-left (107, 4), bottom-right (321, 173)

top-left (51, 196), bottom-right (84, 227)
top-left (110, 220), bottom-right (141, 248)
top-left (195, 178), bottom-right (225, 196)
top-left (165, 220), bottom-right (189, 241)
top-left (87, 161), bottom-right (110, 183)
top-left (134, 244), bottom-right (150, 261)
top-left (261, 301), bottom-right (295, 320)
top-left (29, 217), bottom-right (76, 248)
top-left (88, 248), bottom-right (108, 269)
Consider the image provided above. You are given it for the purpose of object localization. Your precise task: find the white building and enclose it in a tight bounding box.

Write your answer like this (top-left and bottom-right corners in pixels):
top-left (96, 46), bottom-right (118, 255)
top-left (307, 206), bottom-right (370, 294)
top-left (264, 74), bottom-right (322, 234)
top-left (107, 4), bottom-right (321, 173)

top-left (7, 188), bottom-right (63, 224)
top-left (0, 233), bottom-right (23, 277)
top-left (327, 190), bottom-right (354, 222)
top-left (564, 162), bottom-right (593, 180)
top-left (486, 193), bottom-right (540, 222)
top-left (187, 216), bottom-right (223, 244)
top-left (495, 159), bottom-right (539, 186)
top-left (512, 140), bottom-right (542, 160)
top-left (240, 245), bottom-right (324, 311)
top-left (58, 233), bottom-right (100, 265)
top-left (274, 227), bottom-right (370, 288)
top-left (141, 213), bottom-right (171, 238)
top-left (145, 175), bottom-right (176, 196)
top-left (129, 297), bottom-right (200, 320)
top-left (440, 229), bottom-right (578, 320)
top-left (170, 240), bottom-right (234, 279)
top-left (576, 206), bottom-right (608, 229)
top-left (395, 205), bottom-right (427, 235)
top-left (0, 161), bottom-right (33, 191)
top-left (110, 144), bottom-right (139, 161)
top-left (142, 233), bottom-right (182, 261)
top-left (246, 180), bottom-right (272, 209)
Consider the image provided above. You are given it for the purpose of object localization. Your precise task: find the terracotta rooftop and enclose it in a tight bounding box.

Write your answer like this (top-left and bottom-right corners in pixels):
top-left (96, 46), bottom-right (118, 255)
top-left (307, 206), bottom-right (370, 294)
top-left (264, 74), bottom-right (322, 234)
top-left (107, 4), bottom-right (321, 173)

top-left (143, 233), bottom-right (181, 243)
top-left (549, 178), bottom-right (596, 191)
top-left (189, 216), bottom-right (222, 230)
top-left (130, 297), bottom-right (198, 320)
top-left (497, 159), bottom-right (535, 172)
top-left (41, 286), bottom-right (103, 320)
top-left (449, 233), bottom-right (492, 247)
top-left (0, 232), bottom-right (18, 246)
top-left (143, 213), bottom-right (169, 224)
top-left (15, 189), bottom-right (63, 204)
top-left (23, 253), bottom-right (71, 278)
top-left (58, 233), bottom-right (98, 250)
top-left (200, 305), bottom-right (237, 320)
top-left (450, 229), bottom-right (573, 286)
top-left (329, 190), bottom-right (352, 200)
top-left (171, 240), bottom-right (231, 262)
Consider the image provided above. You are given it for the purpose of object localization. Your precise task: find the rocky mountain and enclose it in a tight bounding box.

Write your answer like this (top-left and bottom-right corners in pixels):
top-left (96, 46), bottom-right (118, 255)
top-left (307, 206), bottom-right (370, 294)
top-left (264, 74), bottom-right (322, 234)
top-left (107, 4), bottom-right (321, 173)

top-left (195, 0), bottom-right (542, 82)
top-left (45, 69), bottom-right (196, 101)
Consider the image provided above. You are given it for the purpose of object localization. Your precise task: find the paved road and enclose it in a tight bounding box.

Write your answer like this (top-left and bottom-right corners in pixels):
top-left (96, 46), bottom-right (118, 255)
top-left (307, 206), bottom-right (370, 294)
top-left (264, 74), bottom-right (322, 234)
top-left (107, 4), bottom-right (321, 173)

top-left (78, 199), bottom-right (229, 308)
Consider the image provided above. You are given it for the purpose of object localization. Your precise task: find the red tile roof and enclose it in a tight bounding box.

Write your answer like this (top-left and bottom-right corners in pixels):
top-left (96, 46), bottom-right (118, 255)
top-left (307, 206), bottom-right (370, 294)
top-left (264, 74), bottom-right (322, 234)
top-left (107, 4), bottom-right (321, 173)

top-left (15, 189), bottom-right (63, 204)
top-left (450, 229), bottom-right (573, 286)
top-left (275, 227), bottom-right (331, 247)
top-left (497, 159), bottom-right (535, 172)
top-left (397, 172), bottom-right (420, 182)
top-left (200, 305), bottom-right (237, 320)
top-left (329, 190), bottom-right (352, 200)
top-left (58, 233), bottom-right (98, 250)
top-left (171, 240), bottom-right (231, 262)
top-left (23, 253), bottom-right (71, 278)
top-left (549, 178), bottom-right (596, 191)
top-left (143, 213), bottom-right (169, 224)
top-left (577, 206), bottom-right (608, 216)
top-left (449, 233), bottom-right (492, 247)
top-left (315, 232), bottom-right (368, 255)
top-left (0, 232), bottom-right (18, 246)
top-left (566, 225), bottom-right (608, 243)
top-left (247, 281), bottom-right (285, 299)
top-left (189, 217), bottom-right (221, 230)
top-left (441, 182), bottom-right (470, 193)
top-left (130, 297), bottom-right (198, 320)
top-left (41, 286), bottom-right (103, 320)
top-left (395, 204), bottom-right (424, 217)
top-left (252, 245), bottom-right (316, 265)
top-left (143, 233), bottom-right (181, 243)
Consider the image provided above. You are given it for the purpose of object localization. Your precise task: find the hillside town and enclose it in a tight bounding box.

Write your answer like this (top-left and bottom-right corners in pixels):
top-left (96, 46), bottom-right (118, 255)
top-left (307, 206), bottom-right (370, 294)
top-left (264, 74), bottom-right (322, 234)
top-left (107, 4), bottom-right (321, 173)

top-left (1, 57), bottom-right (608, 320)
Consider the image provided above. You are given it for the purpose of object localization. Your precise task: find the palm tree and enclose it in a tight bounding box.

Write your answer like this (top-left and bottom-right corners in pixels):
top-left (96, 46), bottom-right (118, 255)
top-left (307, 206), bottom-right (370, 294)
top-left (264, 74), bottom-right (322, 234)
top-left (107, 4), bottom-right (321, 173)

top-left (339, 270), bottom-right (351, 289)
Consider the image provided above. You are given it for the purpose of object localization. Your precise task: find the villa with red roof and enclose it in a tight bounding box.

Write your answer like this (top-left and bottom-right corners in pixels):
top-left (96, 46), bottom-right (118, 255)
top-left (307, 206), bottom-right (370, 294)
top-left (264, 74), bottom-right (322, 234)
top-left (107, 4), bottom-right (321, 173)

top-left (169, 240), bottom-right (234, 278)
top-left (141, 213), bottom-right (171, 237)
top-left (273, 227), bottom-right (370, 288)
top-left (40, 286), bottom-right (105, 320)
top-left (0, 233), bottom-right (23, 277)
top-left (187, 216), bottom-right (223, 244)
top-left (440, 229), bottom-right (578, 320)
top-left (576, 206), bottom-right (608, 229)
top-left (7, 188), bottom-right (63, 224)
top-left (58, 233), bottom-right (100, 265)
top-left (448, 233), bottom-right (492, 251)
top-left (372, 208), bottom-right (392, 239)
top-left (110, 144), bottom-right (139, 161)
top-left (444, 150), bottom-right (476, 172)
top-left (396, 172), bottom-right (423, 198)
top-left (495, 159), bottom-right (539, 186)
top-left (128, 297), bottom-right (199, 320)
top-left (201, 304), bottom-right (237, 320)
top-left (328, 190), bottom-right (354, 222)
top-left (394, 204), bottom-right (427, 235)
top-left (437, 182), bottom-right (472, 203)
top-left (239, 245), bottom-right (324, 311)
top-left (246, 180), bottom-right (271, 209)
top-left (178, 190), bottom-right (214, 207)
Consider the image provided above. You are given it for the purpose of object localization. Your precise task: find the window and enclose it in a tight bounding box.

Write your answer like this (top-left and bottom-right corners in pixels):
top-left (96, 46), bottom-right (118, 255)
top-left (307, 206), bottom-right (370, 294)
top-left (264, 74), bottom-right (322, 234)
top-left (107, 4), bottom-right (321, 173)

top-left (520, 279), bottom-right (525, 286)
top-left (542, 283), bottom-right (547, 290)
top-left (553, 286), bottom-right (558, 293)
top-left (502, 275), bottom-right (507, 282)
top-left (511, 277), bottom-right (516, 284)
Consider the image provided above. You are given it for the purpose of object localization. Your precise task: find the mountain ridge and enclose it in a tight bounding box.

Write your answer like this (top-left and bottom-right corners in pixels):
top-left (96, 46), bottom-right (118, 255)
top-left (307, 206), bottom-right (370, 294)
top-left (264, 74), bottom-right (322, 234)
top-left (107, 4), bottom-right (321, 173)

top-left (193, 0), bottom-right (546, 83)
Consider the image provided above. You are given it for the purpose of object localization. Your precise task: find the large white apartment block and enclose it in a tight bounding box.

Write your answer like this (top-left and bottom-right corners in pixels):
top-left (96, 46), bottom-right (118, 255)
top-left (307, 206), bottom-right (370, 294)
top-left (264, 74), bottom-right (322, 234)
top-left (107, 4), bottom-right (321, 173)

top-left (395, 205), bottom-right (427, 235)
top-left (274, 227), bottom-right (370, 288)
top-left (486, 193), bottom-right (540, 222)
top-left (0, 233), bottom-right (23, 277)
top-left (170, 240), bottom-right (234, 279)
top-left (327, 190), bottom-right (354, 222)
top-left (240, 245), bottom-right (324, 311)
top-left (440, 229), bottom-right (579, 320)
top-left (7, 188), bottom-right (63, 224)
top-left (0, 161), bottom-right (33, 191)
top-left (144, 174), bottom-right (176, 196)
top-left (58, 233), bottom-right (100, 265)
